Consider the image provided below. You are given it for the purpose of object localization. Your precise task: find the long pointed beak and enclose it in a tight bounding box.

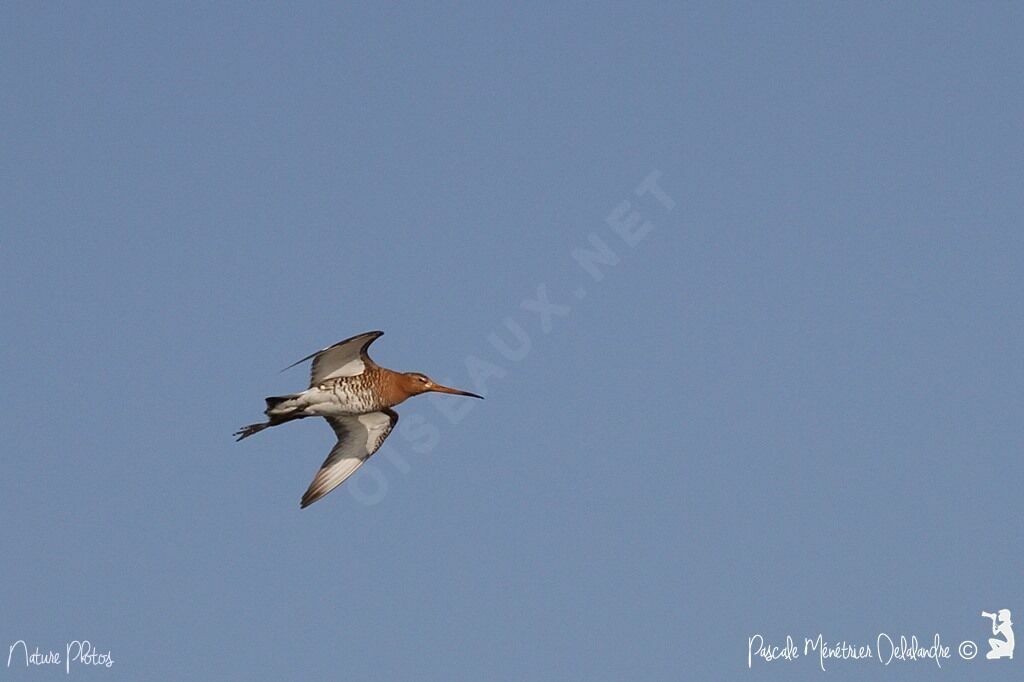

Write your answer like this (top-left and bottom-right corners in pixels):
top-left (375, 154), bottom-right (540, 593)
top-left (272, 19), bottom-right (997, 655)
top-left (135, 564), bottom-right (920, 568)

top-left (429, 383), bottom-right (484, 399)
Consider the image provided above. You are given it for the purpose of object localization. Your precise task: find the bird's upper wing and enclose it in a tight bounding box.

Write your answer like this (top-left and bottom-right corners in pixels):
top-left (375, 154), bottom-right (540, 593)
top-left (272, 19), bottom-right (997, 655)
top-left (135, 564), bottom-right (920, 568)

top-left (300, 409), bottom-right (398, 508)
top-left (283, 331), bottom-right (384, 387)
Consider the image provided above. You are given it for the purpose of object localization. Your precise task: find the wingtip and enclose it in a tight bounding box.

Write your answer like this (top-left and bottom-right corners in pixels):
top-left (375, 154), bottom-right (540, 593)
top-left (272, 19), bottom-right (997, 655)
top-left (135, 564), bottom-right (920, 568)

top-left (281, 330), bottom-right (386, 373)
top-left (300, 490), bottom-right (317, 509)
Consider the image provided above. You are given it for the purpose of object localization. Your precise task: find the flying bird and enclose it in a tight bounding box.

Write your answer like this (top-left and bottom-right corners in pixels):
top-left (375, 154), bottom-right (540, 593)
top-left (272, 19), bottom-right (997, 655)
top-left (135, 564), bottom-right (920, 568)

top-left (235, 331), bottom-right (482, 508)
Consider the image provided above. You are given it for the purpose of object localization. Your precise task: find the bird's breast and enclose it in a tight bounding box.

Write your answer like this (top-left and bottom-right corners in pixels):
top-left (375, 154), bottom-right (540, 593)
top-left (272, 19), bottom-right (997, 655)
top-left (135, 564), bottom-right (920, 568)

top-left (314, 375), bottom-right (389, 414)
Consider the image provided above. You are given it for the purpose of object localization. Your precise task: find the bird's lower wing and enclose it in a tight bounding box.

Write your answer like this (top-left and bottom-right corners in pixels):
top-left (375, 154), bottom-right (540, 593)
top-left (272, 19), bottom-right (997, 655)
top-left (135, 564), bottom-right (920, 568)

top-left (300, 409), bottom-right (398, 508)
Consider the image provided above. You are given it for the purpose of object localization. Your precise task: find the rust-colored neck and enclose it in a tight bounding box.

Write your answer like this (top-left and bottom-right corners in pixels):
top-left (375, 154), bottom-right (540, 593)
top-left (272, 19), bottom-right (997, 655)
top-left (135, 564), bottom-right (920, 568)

top-left (368, 366), bottom-right (418, 408)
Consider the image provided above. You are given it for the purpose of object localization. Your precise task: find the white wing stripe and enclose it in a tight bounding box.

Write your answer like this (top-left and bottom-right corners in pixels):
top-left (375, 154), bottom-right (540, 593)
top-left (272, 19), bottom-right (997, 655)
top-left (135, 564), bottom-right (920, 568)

top-left (300, 410), bottom-right (397, 508)
top-left (284, 330), bottom-right (384, 387)
top-left (358, 412), bottom-right (393, 451)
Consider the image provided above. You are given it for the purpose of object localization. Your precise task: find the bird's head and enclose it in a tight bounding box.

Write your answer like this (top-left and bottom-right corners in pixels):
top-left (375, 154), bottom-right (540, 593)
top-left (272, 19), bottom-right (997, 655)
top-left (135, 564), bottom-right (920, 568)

top-left (401, 372), bottom-right (484, 400)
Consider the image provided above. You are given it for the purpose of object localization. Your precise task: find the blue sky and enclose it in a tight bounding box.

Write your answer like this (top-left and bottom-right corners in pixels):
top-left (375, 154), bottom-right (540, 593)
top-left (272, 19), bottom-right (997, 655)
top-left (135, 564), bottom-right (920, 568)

top-left (2, 2), bottom-right (1022, 680)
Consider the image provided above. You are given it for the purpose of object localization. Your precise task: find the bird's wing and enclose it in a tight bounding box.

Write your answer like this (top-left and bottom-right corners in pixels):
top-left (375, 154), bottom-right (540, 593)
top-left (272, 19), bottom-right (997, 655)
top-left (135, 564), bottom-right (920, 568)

top-left (300, 409), bottom-right (398, 508)
top-left (283, 330), bottom-right (384, 387)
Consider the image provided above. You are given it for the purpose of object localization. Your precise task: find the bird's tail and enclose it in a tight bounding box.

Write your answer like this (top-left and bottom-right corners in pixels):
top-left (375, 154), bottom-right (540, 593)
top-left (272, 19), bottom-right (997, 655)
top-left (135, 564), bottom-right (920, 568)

top-left (264, 394), bottom-right (301, 416)
top-left (234, 394), bottom-right (305, 442)
top-left (264, 395), bottom-right (294, 410)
